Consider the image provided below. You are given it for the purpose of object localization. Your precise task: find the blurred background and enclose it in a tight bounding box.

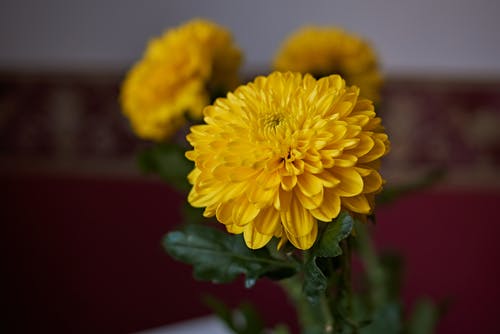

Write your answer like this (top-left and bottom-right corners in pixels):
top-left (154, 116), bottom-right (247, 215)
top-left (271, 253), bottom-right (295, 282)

top-left (1, 0), bottom-right (499, 333)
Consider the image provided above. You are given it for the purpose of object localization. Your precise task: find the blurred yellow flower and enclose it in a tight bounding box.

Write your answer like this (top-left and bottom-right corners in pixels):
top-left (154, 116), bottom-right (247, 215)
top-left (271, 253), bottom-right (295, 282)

top-left (186, 72), bottom-right (390, 250)
top-left (120, 19), bottom-right (242, 141)
top-left (273, 26), bottom-right (382, 102)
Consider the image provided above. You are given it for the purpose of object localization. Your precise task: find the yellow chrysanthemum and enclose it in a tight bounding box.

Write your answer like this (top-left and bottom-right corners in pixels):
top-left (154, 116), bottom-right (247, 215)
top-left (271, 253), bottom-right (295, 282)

top-left (273, 26), bottom-right (382, 102)
top-left (120, 19), bottom-right (242, 141)
top-left (186, 72), bottom-right (390, 250)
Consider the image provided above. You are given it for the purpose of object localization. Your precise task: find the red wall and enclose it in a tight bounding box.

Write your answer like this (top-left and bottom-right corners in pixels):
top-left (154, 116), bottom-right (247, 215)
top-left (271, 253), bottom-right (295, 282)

top-left (2, 172), bottom-right (499, 333)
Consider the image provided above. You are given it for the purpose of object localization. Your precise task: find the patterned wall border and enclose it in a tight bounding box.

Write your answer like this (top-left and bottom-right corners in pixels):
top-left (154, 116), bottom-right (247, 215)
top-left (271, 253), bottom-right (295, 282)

top-left (1, 72), bottom-right (499, 188)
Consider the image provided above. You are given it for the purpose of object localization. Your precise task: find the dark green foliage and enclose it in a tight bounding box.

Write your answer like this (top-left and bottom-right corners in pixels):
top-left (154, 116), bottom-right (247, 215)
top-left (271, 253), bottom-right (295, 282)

top-left (303, 212), bottom-right (353, 303)
top-left (163, 224), bottom-right (298, 287)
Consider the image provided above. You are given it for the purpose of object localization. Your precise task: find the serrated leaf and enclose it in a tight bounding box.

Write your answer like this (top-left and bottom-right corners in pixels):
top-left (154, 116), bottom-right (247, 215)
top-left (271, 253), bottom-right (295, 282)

top-left (315, 211), bottom-right (354, 258)
top-left (303, 212), bottom-right (354, 303)
top-left (163, 224), bottom-right (297, 286)
top-left (137, 143), bottom-right (193, 192)
top-left (302, 256), bottom-right (328, 304)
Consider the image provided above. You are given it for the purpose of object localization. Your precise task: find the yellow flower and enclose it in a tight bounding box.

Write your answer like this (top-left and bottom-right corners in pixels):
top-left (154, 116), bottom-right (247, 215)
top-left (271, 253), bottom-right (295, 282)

top-left (186, 72), bottom-right (390, 250)
top-left (120, 19), bottom-right (242, 141)
top-left (273, 26), bottom-right (382, 102)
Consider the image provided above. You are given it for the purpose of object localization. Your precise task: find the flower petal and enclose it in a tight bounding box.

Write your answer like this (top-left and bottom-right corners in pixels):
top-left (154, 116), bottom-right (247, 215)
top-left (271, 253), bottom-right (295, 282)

top-left (285, 220), bottom-right (318, 250)
top-left (316, 170), bottom-right (341, 188)
top-left (281, 194), bottom-right (315, 237)
top-left (256, 170), bottom-right (281, 189)
top-left (341, 195), bottom-right (371, 214)
top-left (310, 188), bottom-right (341, 222)
top-left (362, 170), bottom-right (383, 193)
top-left (349, 134), bottom-right (374, 157)
top-left (297, 172), bottom-right (323, 196)
top-left (226, 223), bottom-right (244, 234)
top-left (244, 224), bottom-right (273, 249)
top-left (331, 168), bottom-right (363, 196)
top-left (216, 200), bottom-right (235, 225)
top-left (213, 164), bottom-right (258, 182)
top-left (232, 197), bottom-right (260, 225)
top-left (281, 175), bottom-right (297, 191)
top-left (253, 206), bottom-right (281, 235)
top-left (247, 182), bottom-right (276, 208)
top-left (274, 188), bottom-right (292, 211)
top-left (334, 154), bottom-right (358, 167)
top-left (295, 187), bottom-right (324, 210)
top-left (358, 136), bottom-right (387, 163)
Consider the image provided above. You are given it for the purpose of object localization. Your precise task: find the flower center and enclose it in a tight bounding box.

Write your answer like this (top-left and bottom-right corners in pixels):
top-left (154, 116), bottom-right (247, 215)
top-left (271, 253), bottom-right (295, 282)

top-left (285, 147), bottom-right (296, 162)
top-left (263, 111), bottom-right (286, 131)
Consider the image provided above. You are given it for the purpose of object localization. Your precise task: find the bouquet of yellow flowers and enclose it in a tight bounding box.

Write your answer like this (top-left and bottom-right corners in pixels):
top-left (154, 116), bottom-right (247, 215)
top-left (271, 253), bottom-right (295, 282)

top-left (120, 18), bottom-right (440, 334)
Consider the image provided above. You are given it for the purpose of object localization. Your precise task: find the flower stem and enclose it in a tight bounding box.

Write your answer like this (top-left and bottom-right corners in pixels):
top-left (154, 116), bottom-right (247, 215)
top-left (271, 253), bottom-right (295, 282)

top-left (280, 273), bottom-right (335, 333)
top-left (320, 292), bottom-right (334, 333)
top-left (354, 221), bottom-right (386, 308)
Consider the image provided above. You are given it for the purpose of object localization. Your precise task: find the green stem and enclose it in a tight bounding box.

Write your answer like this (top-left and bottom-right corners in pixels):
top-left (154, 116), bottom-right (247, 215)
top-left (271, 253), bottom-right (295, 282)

top-left (279, 234), bottom-right (360, 333)
top-left (341, 240), bottom-right (353, 310)
top-left (354, 221), bottom-right (386, 309)
top-left (344, 239), bottom-right (359, 333)
top-left (281, 276), bottom-right (335, 334)
top-left (331, 239), bottom-right (358, 333)
top-left (320, 292), bottom-right (334, 333)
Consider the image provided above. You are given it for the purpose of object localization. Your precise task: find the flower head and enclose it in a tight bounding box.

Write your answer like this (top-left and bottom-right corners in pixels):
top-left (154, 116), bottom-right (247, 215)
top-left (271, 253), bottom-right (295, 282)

top-left (186, 72), bottom-right (389, 250)
top-left (120, 19), bottom-right (242, 141)
top-left (273, 26), bottom-right (382, 102)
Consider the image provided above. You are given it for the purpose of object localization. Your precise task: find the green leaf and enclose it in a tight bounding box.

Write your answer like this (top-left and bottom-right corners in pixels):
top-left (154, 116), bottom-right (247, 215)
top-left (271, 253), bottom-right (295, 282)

top-left (302, 255), bottom-right (328, 303)
top-left (303, 212), bottom-right (354, 303)
top-left (137, 143), bottom-right (193, 192)
top-left (315, 211), bottom-right (354, 258)
top-left (163, 224), bottom-right (298, 286)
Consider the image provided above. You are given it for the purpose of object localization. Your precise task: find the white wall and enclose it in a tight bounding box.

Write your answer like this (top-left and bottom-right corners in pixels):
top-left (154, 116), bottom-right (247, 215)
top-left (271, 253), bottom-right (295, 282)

top-left (1, 0), bottom-right (499, 76)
